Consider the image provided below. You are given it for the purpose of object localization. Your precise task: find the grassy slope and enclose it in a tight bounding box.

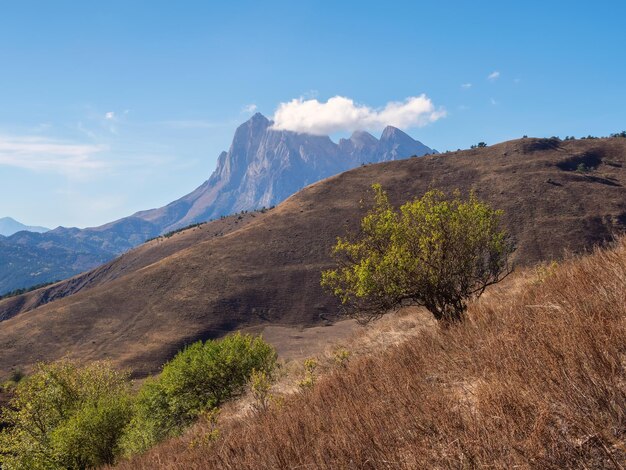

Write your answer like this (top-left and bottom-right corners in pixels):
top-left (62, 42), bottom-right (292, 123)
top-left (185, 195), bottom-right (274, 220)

top-left (116, 238), bottom-right (626, 469)
top-left (2, 137), bottom-right (626, 378)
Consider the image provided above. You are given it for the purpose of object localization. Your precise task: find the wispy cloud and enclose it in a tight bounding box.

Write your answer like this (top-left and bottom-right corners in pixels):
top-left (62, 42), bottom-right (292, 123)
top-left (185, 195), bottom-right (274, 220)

top-left (461, 83), bottom-right (472, 89)
top-left (105, 111), bottom-right (115, 120)
top-left (301, 89), bottom-right (319, 99)
top-left (242, 104), bottom-right (258, 114)
top-left (488, 71), bottom-right (501, 81)
top-left (271, 95), bottom-right (446, 135)
top-left (0, 135), bottom-right (107, 177)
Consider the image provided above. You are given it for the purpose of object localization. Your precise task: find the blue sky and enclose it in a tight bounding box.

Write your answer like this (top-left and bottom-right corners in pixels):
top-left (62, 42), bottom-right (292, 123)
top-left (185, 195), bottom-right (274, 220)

top-left (1, 1), bottom-right (625, 228)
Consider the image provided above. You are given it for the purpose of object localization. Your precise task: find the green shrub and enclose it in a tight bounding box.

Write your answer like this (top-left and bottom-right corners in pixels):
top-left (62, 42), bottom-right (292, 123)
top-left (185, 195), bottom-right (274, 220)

top-left (576, 162), bottom-right (590, 173)
top-left (122, 333), bottom-right (276, 454)
top-left (333, 348), bottom-right (351, 368)
top-left (119, 378), bottom-right (171, 456)
top-left (297, 358), bottom-right (318, 390)
top-left (470, 142), bottom-right (487, 149)
top-left (0, 360), bottom-right (132, 470)
top-left (249, 369), bottom-right (274, 413)
top-left (321, 185), bottom-right (514, 323)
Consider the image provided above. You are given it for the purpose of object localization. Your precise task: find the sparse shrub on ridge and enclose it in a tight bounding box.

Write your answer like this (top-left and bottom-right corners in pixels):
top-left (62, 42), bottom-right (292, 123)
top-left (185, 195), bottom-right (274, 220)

top-left (0, 279), bottom-right (61, 301)
top-left (321, 185), bottom-right (514, 323)
top-left (470, 141), bottom-right (487, 149)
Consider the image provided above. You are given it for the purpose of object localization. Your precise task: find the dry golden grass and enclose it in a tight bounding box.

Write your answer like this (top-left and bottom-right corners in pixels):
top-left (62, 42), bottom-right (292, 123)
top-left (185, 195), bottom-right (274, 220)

top-left (114, 239), bottom-right (626, 469)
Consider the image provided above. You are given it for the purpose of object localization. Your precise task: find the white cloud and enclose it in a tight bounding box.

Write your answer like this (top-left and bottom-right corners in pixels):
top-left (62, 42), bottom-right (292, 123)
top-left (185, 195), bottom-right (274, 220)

top-left (271, 95), bottom-right (446, 135)
top-left (0, 135), bottom-right (107, 177)
top-left (488, 71), bottom-right (501, 81)
top-left (461, 83), bottom-right (472, 89)
top-left (242, 104), bottom-right (258, 114)
top-left (105, 111), bottom-right (115, 120)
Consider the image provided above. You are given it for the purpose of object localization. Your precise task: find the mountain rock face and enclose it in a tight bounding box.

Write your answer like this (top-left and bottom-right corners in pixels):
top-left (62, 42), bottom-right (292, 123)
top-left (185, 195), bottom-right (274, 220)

top-left (0, 217), bottom-right (49, 236)
top-left (131, 113), bottom-right (435, 230)
top-left (0, 114), bottom-right (433, 294)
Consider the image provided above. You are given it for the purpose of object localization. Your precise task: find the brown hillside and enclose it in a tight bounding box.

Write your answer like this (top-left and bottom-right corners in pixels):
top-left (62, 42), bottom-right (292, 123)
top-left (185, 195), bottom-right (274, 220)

top-left (115, 232), bottom-right (626, 470)
top-left (1, 137), bottom-right (626, 377)
top-left (0, 212), bottom-right (259, 321)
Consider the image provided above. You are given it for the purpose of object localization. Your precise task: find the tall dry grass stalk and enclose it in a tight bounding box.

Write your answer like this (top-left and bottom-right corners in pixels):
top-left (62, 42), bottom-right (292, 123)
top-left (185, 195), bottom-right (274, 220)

top-left (114, 239), bottom-right (626, 469)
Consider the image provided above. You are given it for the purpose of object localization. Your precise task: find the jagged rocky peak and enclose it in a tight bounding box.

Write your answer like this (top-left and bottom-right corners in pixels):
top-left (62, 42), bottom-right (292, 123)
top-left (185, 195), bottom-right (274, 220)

top-left (143, 116), bottom-right (436, 230)
top-left (350, 130), bottom-right (378, 147)
top-left (378, 125), bottom-right (433, 160)
top-left (216, 113), bottom-right (273, 182)
top-left (248, 112), bottom-right (271, 126)
top-left (339, 130), bottom-right (377, 154)
top-left (232, 113), bottom-right (272, 145)
top-left (380, 125), bottom-right (411, 142)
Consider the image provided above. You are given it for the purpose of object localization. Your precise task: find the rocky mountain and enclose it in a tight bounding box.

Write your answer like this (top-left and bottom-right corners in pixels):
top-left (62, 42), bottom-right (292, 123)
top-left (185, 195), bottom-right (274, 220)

top-left (1, 136), bottom-right (625, 376)
top-left (0, 114), bottom-right (434, 295)
top-left (129, 113), bottom-right (435, 231)
top-left (0, 217), bottom-right (49, 236)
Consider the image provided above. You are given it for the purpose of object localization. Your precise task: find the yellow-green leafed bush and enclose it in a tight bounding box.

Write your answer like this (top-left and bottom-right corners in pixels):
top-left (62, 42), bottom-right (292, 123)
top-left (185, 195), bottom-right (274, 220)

top-left (121, 332), bottom-right (277, 454)
top-left (0, 360), bottom-right (132, 470)
top-left (322, 185), bottom-right (514, 323)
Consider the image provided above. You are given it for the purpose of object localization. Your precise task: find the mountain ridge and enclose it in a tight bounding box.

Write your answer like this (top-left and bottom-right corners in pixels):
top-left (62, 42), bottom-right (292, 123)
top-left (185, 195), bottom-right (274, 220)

top-left (130, 113), bottom-right (435, 231)
top-left (0, 115), bottom-right (433, 295)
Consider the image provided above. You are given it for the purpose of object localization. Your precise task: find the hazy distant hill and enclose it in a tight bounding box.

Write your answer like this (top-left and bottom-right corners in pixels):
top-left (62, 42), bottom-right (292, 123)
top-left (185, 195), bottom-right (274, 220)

top-left (0, 217), bottom-right (49, 236)
top-left (0, 114), bottom-right (433, 295)
top-left (0, 219), bottom-right (160, 295)
top-left (1, 136), bottom-right (625, 376)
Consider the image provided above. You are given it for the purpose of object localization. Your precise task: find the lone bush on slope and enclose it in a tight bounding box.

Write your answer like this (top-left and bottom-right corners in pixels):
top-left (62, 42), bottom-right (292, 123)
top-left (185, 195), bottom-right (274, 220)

top-left (322, 185), bottom-right (514, 323)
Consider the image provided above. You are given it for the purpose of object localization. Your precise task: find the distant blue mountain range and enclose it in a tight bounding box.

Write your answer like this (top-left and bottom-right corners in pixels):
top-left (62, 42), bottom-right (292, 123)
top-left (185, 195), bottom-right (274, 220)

top-left (0, 217), bottom-right (49, 237)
